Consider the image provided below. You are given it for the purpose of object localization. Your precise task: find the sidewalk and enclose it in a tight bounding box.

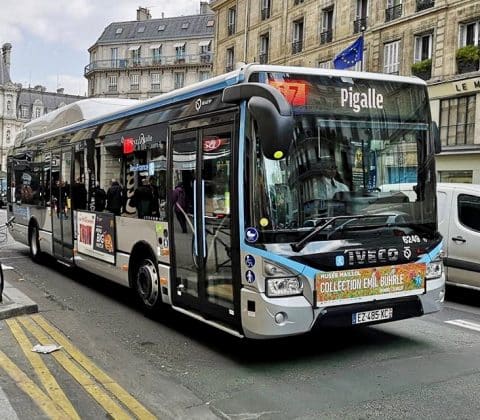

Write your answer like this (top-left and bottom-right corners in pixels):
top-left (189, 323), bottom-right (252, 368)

top-left (0, 278), bottom-right (38, 320)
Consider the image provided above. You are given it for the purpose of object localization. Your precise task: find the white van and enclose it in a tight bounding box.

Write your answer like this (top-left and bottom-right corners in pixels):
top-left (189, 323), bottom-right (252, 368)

top-left (437, 183), bottom-right (480, 290)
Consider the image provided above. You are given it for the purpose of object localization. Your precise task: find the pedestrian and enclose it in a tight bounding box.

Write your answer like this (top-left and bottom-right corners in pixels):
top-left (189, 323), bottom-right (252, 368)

top-left (149, 176), bottom-right (160, 217)
top-left (133, 178), bottom-right (154, 219)
top-left (93, 182), bottom-right (107, 212)
top-left (106, 179), bottom-right (123, 216)
top-left (171, 182), bottom-right (187, 233)
top-left (72, 177), bottom-right (87, 210)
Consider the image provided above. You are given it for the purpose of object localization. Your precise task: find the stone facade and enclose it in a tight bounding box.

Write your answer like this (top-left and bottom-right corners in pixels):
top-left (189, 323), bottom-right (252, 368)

top-left (85, 4), bottom-right (215, 99)
top-left (0, 43), bottom-right (83, 172)
top-left (210, 0), bottom-right (480, 183)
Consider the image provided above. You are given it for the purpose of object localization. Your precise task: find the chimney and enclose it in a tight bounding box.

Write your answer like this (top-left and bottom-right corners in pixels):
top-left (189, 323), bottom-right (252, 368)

top-left (2, 43), bottom-right (12, 78)
top-left (161, 12), bottom-right (164, 19)
top-left (57, 88), bottom-right (64, 94)
top-left (199, 2), bottom-right (211, 14)
top-left (136, 7), bottom-right (151, 21)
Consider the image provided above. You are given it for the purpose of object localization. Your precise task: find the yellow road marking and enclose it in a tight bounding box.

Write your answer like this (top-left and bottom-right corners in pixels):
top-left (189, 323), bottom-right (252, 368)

top-left (6, 319), bottom-right (80, 420)
top-left (30, 314), bottom-right (157, 420)
top-left (19, 317), bottom-right (133, 420)
top-left (0, 349), bottom-right (69, 420)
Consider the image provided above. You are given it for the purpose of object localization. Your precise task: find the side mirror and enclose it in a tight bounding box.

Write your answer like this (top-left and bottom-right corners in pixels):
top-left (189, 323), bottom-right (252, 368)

top-left (222, 83), bottom-right (294, 159)
top-left (432, 121), bottom-right (441, 154)
top-left (248, 97), bottom-right (294, 159)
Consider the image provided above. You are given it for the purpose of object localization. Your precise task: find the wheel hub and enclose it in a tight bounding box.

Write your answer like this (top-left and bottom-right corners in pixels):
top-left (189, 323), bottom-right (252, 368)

top-left (136, 261), bottom-right (159, 307)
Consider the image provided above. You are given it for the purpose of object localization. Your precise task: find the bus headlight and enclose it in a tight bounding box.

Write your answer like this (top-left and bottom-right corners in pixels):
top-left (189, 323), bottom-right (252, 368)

top-left (426, 260), bottom-right (443, 280)
top-left (266, 277), bottom-right (303, 297)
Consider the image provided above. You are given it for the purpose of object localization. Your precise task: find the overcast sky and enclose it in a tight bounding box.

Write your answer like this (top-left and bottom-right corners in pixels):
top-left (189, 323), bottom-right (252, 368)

top-left (0, 0), bottom-right (202, 96)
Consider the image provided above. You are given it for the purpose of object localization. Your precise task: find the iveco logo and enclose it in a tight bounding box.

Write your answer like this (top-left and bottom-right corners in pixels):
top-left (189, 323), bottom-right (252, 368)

top-left (347, 248), bottom-right (399, 265)
top-left (194, 97), bottom-right (213, 112)
top-left (195, 98), bottom-right (202, 111)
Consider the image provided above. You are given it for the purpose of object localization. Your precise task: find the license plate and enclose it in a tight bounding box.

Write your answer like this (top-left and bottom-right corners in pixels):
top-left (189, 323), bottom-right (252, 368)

top-left (352, 308), bottom-right (393, 325)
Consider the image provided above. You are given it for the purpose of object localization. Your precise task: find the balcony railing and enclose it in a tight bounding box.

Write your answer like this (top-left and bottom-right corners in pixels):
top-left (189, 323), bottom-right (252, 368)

top-left (259, 53), bottom-right (268, 64)
top-left (292, 40), bottom-right (303, 54)
top-left (386, 4), bottom-right (402, 22)
top-left (261, 7), bottom-right (270, 20)
top-left (84, 53), bottom-right (214, 75)
top-left (353, 17), bottom-right (368, 34)
top-left (320, 29), bottom-right (332, 44)
top-left (416, 0), bottom-right (434, 11)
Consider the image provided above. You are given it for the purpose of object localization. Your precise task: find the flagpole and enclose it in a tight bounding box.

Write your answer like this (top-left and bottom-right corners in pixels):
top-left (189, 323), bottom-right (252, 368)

top-left (360, 26), bottom-right (366, 72)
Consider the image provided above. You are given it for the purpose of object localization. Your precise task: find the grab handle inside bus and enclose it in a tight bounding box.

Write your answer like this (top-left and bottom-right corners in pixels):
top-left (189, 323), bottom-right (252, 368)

top-left (222, 83), bottom-right (294, 160)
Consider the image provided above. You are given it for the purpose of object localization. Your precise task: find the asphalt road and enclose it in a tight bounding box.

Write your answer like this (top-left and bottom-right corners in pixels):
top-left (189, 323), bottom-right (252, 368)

top-left (2, 230), bottom-right (480, 418)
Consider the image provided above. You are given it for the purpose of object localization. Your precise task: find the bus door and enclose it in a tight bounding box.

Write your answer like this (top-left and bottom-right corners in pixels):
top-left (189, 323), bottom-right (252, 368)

top-left (51, 148), bottom-right (74, 260)
top-left (170, 119), bottom-right (238, 324)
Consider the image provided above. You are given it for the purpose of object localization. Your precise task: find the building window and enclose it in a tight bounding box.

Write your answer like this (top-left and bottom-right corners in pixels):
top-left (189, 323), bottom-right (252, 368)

top-left (320, 7), bottom-right (334, 44)
top-left (5, 130), bottom-right (10, 144)
top-left (416, 0), bottom-right (434, 12)
top-left (354, 0), bottom-right (368, 33)
top-left (386, 0), bottom-right (402, 22)
top-left (111, 48), bottom-right (119, 67)
top-left (259, 34), bottom-right (269, 64)
top-left (130, 74), bottom-right (140, 90)
top-left (181, 22), bottom-right (189, 29)
top-left (414, 33), bottom-right (432, 62)
top-left (137, 26), bottom-right (145, 33)
top-left (226, 47), bottom-right (234, 72)
top-left (174, 72), bottom-right (185, 89)
top-left (294, 0), bottom-right (304, 4)
top-left (115, 27), bottom-right (123, 35)
top-left (439, 171), bottom-right (473, 184)
top-left (21, 106), bottom-right (29, 119)
top-left (175, 43), bottom-right (186, 63)
top-left (158, 24), bottom-right (166, 31)
top-left (131, 46), bottom-right (141, 66)
top-left (206, 20), bottom-right (214, 27)
top-left (318, 60), bottom-right (332, 69)
top-left (292, 19), bottom-right (304, 54)
top-left (439, 95), bottom-right (476, 147)
top-left (199, 71), bottom-right (210, 82)
top-left (228, 7), bottom-right (236, 36)
top-left (199, 41), bottom-right (211, 63)
top-left (383, 40), bottom-right (400, 74)
top-left (151, 73), bottom-right (161, 91)
top-left (459, 20), bottom-right (480, 47)
top-left (151, 45), bottom-right (162, 64)
top-left (261, 0), bottom-right (271, 20)
top-left (35, 108), bottom-right (41, 118)
top-left (108, 75), bottom-right (118, 92)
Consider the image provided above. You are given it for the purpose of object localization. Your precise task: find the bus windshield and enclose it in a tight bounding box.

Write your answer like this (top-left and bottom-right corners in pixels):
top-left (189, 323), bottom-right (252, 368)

top-left (249, 72), bottom-right (437, 244)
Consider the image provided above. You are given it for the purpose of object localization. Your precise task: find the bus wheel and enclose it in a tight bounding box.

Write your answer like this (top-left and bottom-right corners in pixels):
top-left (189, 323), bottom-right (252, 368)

top-left (134, 258), bottom-right (161, 312)
top-left (29, 224), bottom-right (42, 263)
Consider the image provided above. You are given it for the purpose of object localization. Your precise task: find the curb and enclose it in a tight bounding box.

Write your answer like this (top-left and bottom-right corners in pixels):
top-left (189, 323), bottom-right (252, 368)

top-left (0, 280), bottom-right (38, 320)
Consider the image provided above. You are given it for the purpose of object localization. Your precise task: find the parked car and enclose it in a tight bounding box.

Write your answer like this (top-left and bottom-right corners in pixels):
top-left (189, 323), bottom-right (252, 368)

top-left (437, 183), bottom-right (480, 290)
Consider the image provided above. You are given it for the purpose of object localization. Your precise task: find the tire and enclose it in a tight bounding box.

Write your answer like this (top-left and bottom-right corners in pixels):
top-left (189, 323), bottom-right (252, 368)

top-left (133, 258), bottom-right (162, 313)
top-left (29, 224), bottom-right (42, 263)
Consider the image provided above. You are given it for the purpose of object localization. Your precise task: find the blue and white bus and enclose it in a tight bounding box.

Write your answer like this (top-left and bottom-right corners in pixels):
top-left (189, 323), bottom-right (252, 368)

top-left (7, 64), bottom-right (444, 338)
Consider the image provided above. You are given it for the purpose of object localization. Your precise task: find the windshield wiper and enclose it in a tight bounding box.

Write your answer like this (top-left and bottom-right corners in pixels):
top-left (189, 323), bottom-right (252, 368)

top-left (291, 214), bottom-right (397, 252)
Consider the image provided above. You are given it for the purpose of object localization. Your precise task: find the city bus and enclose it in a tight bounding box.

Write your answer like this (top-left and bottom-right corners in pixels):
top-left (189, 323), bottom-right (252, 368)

top-left (7, 64), bottom-right (445, 339)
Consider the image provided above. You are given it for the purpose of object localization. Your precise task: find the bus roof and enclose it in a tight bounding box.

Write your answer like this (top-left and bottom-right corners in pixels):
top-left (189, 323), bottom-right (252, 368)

top-left (18, 64), bottom-right (427, 146)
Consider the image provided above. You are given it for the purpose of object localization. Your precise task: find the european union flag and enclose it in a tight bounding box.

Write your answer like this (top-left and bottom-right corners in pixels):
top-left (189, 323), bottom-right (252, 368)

top-left (333, 36), bottom-right (364, 70)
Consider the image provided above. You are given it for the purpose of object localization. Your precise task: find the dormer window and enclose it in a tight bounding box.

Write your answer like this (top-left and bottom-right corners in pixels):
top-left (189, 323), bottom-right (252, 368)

top-left (207, 20), bottom-right (214, 27)
top-left (158, 24), bottom-right (166, 31)
top-left (138, 26), bottom-right (145, 33)
top-left (116, 27), bottom-right (123, 34)
top-left (182, 22), bottom-right (189, 29)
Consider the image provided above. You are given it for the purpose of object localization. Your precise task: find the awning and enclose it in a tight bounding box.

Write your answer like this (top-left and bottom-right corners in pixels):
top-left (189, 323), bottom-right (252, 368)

top-left (128, 45), bottom-right (141, 51)
top-left (173, 42), bottom-right (186, 48)
top-left (198, 40), bottom-right (211, 47)
top-left (149, 44), bottom-right (162, 49)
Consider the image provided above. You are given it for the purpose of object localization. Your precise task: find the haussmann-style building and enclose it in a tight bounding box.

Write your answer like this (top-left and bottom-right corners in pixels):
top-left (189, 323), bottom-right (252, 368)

top-left (210, 0), bottom-right (480, 183)
top-left (85, 3), bottom-right (215, 99)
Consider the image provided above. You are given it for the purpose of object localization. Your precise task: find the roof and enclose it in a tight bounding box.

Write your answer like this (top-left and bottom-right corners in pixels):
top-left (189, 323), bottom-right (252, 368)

top-left (18, 89), bottom-right (83, 110)
top-left (92, 14), bottom-right (215, 48)
top-left (23, 98), bottom-right (138, 140)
